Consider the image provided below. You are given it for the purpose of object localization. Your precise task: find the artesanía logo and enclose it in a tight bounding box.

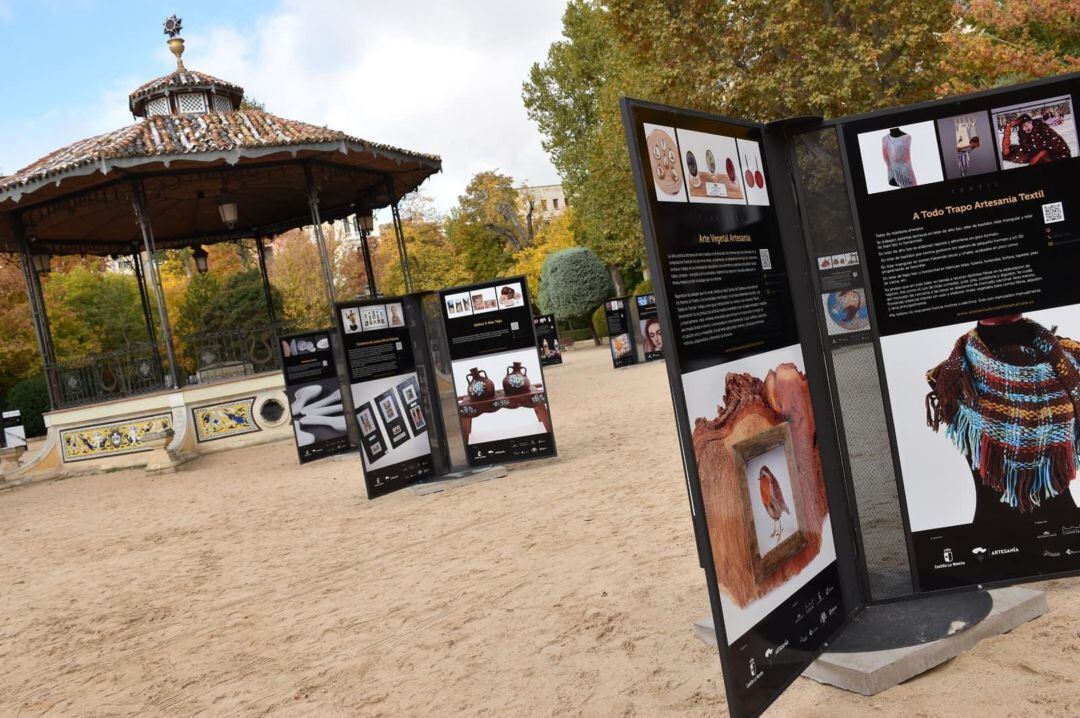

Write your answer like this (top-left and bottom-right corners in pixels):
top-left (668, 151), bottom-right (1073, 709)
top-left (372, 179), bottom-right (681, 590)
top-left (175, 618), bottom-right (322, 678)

top-left (972, 546), bottom-right (987, 561)
top-left (991, 547), bottom-right (1019, 556)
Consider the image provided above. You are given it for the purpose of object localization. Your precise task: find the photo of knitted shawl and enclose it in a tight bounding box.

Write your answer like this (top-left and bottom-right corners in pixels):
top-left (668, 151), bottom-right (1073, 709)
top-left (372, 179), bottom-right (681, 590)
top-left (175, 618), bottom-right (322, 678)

top-left (925, 320), bottom-right (1080, 512)
top-left (881, 133), bottom-right (917, 187)
top-left (1002, 113), bottom-right (1072, 165)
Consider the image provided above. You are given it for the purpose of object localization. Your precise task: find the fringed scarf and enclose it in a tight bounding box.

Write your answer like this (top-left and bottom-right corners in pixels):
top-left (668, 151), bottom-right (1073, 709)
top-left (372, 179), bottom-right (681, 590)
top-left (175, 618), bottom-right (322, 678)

top-left (926, 320), bottom-right (1080, 512)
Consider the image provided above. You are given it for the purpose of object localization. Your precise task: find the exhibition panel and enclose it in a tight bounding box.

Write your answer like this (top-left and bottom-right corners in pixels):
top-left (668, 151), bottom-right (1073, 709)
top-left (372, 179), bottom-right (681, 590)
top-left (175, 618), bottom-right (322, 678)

top-left (278, 329), bottom-right (350, 464)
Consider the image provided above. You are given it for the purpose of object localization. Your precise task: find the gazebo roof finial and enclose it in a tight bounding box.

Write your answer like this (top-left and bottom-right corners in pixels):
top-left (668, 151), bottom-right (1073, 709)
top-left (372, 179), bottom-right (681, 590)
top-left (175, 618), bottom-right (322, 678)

top-left (163, 15), bottom-right (185, 70)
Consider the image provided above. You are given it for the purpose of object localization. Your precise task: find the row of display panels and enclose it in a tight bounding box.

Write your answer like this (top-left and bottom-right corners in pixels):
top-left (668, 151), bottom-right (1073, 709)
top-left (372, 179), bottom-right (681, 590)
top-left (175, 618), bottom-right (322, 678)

top-left (278, 277), bottom-right (557, 499)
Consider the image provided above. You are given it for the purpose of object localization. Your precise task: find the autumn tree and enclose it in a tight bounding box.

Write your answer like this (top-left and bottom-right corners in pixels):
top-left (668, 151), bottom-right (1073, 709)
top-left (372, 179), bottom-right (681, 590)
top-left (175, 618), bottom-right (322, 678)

top-left (0, 257), bottom-right (38, 396)
top-left (938, 1), bottom-right (1080, 95)
top-left (370, 194), bottom-right (469, 295)
top-left (445, 171), bottom-right (536, 282)
top-left (525, 1), bottom-right (956, 290)
top-left (508, 207), bottom-right (578, 300)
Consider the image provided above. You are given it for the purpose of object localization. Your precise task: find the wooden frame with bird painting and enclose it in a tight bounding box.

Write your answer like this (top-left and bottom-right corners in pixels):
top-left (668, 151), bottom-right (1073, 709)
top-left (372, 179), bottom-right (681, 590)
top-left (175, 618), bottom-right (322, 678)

top-left (731, 422), bottom-right (809, 585)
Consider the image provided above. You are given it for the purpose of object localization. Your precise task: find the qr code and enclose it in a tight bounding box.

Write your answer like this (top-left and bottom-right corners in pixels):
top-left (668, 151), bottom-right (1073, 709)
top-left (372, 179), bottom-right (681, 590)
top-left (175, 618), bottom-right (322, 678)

top-left (759, 248), bottom-right (772, 270)
top-left (1043, 202), bottom-right (1065, 224)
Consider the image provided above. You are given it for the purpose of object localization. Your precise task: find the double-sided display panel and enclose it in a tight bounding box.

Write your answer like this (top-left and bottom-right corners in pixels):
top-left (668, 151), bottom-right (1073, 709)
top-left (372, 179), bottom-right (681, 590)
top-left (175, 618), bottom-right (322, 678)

top-left (279, 329), bottom-right (351, 464)
top-left (604, 297), bottom-right (637, 368)
top-left (439, 278), bottom-right (556, 467)
top-left (623, 99), bottom-right (848, 718)
top-left (337, 297), bottom-right (436, 498)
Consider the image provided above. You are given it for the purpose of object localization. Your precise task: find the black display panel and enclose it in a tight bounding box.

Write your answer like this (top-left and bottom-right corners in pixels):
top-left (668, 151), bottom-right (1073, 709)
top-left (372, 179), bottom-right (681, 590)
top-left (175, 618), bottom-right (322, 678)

top-left (439, 277), bottom-right (556, 467)
top-left (623, 99), bottom-right (847, 718)
top-left (604, 297), bottom-right (637, 368)
top-left (337, 298), bottom-right (435, 498)
top-left (1, 409), bottom-right (26, 449)
top-left (533, 314), bottom-right (563, 366)
top-left (634, 293), bottom-right (665, 361)
top-left (839, 74), bottom-right (1080, 591)
top-left (279, 329), bottom-right (350, 464)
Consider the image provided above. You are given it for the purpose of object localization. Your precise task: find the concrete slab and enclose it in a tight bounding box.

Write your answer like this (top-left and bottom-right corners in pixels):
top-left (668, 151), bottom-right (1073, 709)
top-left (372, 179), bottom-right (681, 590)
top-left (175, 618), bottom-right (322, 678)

top-left (692, 586), bottom-right (1047, 696)
top-left (409, 466), bottom-right (508, 495)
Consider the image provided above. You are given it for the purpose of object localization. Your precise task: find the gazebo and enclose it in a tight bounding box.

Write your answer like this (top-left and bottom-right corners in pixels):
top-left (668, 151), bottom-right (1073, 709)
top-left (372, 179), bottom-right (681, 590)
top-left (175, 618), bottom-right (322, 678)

top-left (0, 17), bottom-right (440, 480)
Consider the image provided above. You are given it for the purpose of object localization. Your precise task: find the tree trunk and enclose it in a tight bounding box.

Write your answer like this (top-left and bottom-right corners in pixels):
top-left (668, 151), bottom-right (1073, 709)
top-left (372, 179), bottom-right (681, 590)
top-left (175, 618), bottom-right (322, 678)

top-left (608, 263), bottom-right (626, 296)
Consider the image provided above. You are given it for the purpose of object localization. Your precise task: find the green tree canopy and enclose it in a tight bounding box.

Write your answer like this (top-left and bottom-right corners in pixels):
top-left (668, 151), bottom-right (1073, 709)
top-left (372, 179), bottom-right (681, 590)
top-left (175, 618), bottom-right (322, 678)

top-left (538, 246), bottom-right (613, 321)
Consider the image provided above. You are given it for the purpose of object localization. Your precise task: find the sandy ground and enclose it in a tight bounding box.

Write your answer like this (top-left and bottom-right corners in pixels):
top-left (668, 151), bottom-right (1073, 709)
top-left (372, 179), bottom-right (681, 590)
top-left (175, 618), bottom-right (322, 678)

top-left (2, 343), bottom-right (1079, 717)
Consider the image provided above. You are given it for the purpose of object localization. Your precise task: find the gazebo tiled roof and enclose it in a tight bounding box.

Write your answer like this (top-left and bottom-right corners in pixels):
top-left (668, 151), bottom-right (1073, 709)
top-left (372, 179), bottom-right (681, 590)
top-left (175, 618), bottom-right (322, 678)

top-left (0, 110), bottom-right (441, 198)
top-left (0, 18), bottom-right (440, 257)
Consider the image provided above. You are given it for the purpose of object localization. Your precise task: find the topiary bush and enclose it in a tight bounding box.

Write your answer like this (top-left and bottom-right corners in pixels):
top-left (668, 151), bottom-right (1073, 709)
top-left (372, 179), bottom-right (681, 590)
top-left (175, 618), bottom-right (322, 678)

top-left (538, 247), bottom-right (613, 321)
top-left (5, 374), bottom-right (49, 437)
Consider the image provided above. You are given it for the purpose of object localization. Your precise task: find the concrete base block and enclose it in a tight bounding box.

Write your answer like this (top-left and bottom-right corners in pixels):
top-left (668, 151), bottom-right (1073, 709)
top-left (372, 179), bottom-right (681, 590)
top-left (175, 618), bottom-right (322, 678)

top-left (693, 587), bottom-right (1047, 696)
top-left (805, 587), bottom-right (1046, 695)
top-left (409, 466), bottom-right (508, 495)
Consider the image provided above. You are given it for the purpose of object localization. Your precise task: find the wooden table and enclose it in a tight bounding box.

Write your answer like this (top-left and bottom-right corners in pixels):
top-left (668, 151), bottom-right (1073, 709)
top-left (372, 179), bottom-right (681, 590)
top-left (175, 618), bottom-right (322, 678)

top-left (457, 386), bottom-right (552, 443)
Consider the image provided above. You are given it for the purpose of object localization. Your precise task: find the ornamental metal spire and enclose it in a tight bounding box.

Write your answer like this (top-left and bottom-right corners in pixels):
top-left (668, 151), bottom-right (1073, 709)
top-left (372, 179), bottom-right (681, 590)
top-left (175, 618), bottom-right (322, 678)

top-left (163, 15), bottom-right (186, 70)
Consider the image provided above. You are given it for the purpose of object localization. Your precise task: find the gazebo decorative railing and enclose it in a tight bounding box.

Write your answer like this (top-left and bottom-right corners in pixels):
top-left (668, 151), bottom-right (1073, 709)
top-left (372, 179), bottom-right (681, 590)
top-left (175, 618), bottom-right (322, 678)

top-left (183, 322), bottom-right (285, 384)
top-left (47, 323), bottom-right (289, 409)
top-left (51, 342), bottom-right (168, 409)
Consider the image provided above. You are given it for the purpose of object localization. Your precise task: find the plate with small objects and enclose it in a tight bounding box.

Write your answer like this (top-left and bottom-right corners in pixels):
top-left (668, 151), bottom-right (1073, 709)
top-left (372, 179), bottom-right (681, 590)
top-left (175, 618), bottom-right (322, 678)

top-left (645, 126), bottom-right (686, 200)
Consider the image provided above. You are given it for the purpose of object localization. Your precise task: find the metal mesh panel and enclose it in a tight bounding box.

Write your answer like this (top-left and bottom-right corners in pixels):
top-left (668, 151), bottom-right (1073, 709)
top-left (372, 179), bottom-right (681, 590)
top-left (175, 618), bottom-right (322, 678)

top-left (790, 126), bottom-right (914, 601)
top-left (830, 343), bottom-right (913, 598)
top-left (213, 94), bottom-right (232, 113)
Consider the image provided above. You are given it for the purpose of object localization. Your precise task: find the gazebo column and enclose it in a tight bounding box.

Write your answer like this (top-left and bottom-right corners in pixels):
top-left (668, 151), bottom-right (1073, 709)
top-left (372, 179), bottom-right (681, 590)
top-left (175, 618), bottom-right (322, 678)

top-left (356, 218), bottom-right (377, 298)
top-left (9, 214), bottom-right (59, 407)
top-left (255, 235), bottom-right (277, 323)
top-left (131, 250), bottom-right (159, 346)
top-left (130, 180), bottom-right (182, 389)
top-left (384, 176), bottom-right (414, 293)
top-left (303, 165), bottom-right (338, 323)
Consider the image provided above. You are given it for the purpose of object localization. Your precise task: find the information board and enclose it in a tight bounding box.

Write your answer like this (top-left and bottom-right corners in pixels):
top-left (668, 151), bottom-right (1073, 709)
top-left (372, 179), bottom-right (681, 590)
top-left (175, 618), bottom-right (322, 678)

top-left (634, 293), bottom-right (664, 362)
top-left (440, 277), bottom-right (556, 467)
top-left (278, 329), bottom-right (350, 464)
top-left (623, 99), bottom-right (848, 718)
top-left (1, 410), bottom-right (25, 449)
top-left (839, 75), bottom-right (1080, 590)
top-left (337, 298), bottom-right (436, 498)
top-left (533, 314), bottom-right (563, 366)
top-left (604, 297), bottom-right (636, 368)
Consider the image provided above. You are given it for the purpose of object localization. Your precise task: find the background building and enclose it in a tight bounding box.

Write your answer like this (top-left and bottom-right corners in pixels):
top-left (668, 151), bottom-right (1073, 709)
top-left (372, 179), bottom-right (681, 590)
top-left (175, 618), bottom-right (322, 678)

top-left (517, 183), bottom-right (567, 222)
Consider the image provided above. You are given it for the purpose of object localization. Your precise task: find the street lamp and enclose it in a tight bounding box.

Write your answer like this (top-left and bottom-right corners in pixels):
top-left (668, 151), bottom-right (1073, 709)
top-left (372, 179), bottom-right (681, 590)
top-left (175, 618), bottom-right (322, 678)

top-left (217, 193), bottom-right (238, 229)
top-left (191, 245), bottom-right (209, 273)
top-left (31, 251), bottom-right (52, 275)
top-left (356, 212), bottom-right (374, 233)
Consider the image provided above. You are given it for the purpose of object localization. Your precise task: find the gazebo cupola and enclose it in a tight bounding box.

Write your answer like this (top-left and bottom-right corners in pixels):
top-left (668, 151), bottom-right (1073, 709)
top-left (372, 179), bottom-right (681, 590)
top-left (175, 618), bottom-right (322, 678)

top-left (128, 15), bottom-right (244, 119)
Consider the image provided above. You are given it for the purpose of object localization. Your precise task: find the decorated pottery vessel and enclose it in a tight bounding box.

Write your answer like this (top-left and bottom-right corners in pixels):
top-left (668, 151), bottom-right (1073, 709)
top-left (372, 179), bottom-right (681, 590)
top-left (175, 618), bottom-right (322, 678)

top-left (466, 368), bottom-right (495, 400)
top-left (503, 361), bottom-right (531, 395)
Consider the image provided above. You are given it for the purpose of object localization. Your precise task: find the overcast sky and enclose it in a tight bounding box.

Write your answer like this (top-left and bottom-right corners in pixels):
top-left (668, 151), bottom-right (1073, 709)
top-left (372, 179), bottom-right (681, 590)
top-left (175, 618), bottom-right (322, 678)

top-left (0, 0), bottom-right (568, 212)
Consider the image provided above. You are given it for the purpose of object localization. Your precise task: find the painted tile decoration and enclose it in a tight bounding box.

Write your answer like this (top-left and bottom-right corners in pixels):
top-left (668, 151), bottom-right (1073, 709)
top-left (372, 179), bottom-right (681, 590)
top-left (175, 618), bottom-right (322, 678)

top-left (193, 398), bottom-right (261, 443)
top-left (60, 413), bottom-right (173, 463)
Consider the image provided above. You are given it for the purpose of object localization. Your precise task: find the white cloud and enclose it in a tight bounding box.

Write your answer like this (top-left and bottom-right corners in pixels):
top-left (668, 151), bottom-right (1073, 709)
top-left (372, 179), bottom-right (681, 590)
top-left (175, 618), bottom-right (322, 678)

top-left (1, 1), bottom-right (568, 212)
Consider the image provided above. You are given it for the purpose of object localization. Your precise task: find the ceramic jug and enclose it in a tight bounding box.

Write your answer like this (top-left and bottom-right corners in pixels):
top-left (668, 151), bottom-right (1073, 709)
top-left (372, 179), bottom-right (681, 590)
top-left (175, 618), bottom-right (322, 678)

top-left (502, 361), bottom-right (531, 395)
top-left (466, 368), bottom-right (495, 400)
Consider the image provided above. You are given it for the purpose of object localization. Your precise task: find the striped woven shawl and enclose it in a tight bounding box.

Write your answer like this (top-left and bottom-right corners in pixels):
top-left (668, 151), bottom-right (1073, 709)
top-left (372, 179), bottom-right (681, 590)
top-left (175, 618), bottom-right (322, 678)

top-left (926, 320), bottom-right (1080, 512)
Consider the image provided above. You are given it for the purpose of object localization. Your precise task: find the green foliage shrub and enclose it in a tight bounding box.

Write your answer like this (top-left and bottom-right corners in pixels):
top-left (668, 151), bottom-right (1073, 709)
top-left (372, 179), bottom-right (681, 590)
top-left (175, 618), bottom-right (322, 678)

top-left (538, 247), bottom-right (613, 321)
top-left (5, 375), bottom-right (49, 437)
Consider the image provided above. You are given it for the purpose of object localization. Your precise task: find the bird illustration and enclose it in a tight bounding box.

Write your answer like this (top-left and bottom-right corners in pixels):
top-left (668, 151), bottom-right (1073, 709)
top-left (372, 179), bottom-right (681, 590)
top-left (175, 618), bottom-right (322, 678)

top-left (758, 466), bottom-right (790, 543)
